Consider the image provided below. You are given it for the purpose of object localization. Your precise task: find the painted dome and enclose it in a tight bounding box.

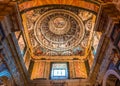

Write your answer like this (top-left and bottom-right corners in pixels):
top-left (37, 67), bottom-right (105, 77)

top-left (34, 9), bottom-right (85, 51)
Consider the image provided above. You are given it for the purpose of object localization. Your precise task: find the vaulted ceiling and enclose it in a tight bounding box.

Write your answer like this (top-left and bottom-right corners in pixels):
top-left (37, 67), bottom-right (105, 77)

top-left (17, 0), bottom-right (102, 57)
top-left (19, 0), bottom-right (100, 12)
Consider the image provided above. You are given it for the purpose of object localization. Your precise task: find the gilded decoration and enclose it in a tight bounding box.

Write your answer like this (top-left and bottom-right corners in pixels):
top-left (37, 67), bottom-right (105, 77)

top-left (22, 5), bottom-right (96, 56)
top-left (74, 61), bottom-right (87, 78)
top-left (19, 0), bottom-right (99, 12)
top-left (34, 9), bottom-right (84, 51)
top-left (31, 61), bottom-right (45, 79)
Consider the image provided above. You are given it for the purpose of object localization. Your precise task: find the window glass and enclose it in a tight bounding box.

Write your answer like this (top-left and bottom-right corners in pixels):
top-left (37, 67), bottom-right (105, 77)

top-left (53, 69), bottom-right (65, 76)
top-left (50, 62), bottom-right (69, 80)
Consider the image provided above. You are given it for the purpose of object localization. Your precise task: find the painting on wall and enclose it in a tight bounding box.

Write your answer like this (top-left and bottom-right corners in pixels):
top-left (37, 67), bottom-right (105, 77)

top-left (38, 62), bottom-right (45, 78)
top-left (73, 46), bottom-right (84, 55)
top-left (111, 24), bottom-right (120, 52)
top-left (109, 48), bottom-right (120, 71)
top-left (31, 61), bottom-right (46, 79)
top-left (15, 31), bottom-right (21, 39)
top-left (74, 61), bottom-right (87, 78)
top-left (92, 32), bottom-right (100, 56)
top-left (18, 34), bottom-right (26, 56)
top-left (15, 32), bottom-right (27, 57)
top-left (111, 24), bottom-right (120, 42)
top-left (24, 51), bottom-right (31, 70)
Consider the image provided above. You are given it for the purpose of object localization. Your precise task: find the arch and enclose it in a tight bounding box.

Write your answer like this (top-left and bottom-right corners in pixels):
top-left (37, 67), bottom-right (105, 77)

top-left (102, 69), bottom-right (120, 86)
top-left (0, 70), bottom-right (11, 78)
top-left (0, 70), bottom-right (14, 86)
top-left (19, 0), bottom-right (99, 13)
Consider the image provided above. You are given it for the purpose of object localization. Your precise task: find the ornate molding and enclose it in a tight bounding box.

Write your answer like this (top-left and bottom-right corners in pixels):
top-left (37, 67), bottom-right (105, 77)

top-left (34, 9), bottom-right (85, 51)
top-left (22, 5), bottom-right (96, 56)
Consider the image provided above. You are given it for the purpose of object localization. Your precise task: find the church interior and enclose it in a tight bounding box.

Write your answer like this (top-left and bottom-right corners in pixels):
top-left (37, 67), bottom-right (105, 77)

top-left (0, 0), bottom-right (120, 86)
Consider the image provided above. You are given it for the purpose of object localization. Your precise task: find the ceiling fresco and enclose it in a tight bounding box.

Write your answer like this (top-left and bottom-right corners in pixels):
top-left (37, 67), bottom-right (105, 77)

top-left (34, 9), bottom-right (85, 51)
top-left (21, 5), bottom-right (97, 56)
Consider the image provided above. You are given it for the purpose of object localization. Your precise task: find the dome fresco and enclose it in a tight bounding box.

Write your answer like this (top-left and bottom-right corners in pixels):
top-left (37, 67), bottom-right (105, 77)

top-left (34, 9), bottom-right (84, 51)
top-left (22, 5), bottom-right (97, 56)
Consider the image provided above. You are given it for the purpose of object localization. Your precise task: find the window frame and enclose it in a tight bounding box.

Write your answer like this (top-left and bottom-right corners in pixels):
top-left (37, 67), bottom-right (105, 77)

top-left (50, 62), bottom-right (69, 80)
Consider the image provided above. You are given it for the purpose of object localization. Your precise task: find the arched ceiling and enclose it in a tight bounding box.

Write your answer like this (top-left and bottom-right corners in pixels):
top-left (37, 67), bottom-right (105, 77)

top-left (19, 0), bottom-right (100, 13)
top-left (5, 0), bottom-right (116, 58)
top-left (20, 3), bottom-right (99, 57)
top-left (17, 0), bottom-right (115, 57)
